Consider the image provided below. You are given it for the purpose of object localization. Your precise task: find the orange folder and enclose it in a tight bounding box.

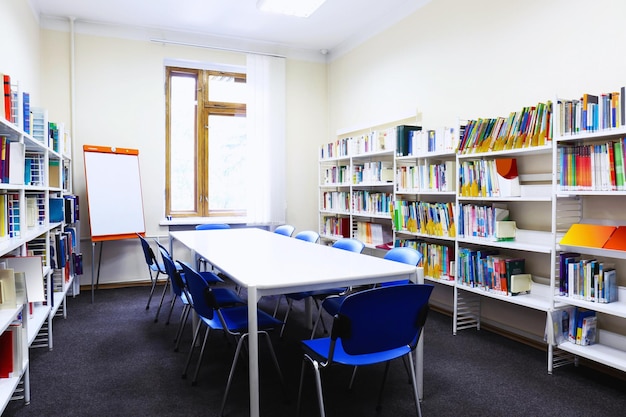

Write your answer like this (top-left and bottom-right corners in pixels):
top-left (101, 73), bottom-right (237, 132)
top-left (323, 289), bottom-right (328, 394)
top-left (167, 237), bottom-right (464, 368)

top-left (602, 225), bottom-right (626, 251)
top-left (559, 224), bottom-right (616, 248)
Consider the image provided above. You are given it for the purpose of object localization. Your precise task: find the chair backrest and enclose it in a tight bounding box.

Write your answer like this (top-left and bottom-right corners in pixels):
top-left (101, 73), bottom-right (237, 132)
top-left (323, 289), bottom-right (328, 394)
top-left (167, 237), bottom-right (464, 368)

top-left (274, 224), bottom-right (295, 237)
top-left (332, 238), bottom-right (365, 253)
top-left (195, 223), bottom-right (231, 230)
top-left (178, 261), bottom-right (215, 320)
top-left (137, 233), bottom-right (164, 272)
top-left (294, 230), bottom-right (320, 243)
top-left (157, 246), bottom-right (186, 297)
top-left (380, 247), bottom-right (422, 286)
top-left (332, 284), bottom-right (434, 357)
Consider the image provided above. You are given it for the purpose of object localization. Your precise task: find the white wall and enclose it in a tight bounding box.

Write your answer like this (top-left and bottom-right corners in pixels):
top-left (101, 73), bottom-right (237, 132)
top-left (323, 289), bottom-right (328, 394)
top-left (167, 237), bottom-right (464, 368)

top-left (0, 0), bottom-right (40, 103)
top-left (328, 0), bottom-right (626, 133)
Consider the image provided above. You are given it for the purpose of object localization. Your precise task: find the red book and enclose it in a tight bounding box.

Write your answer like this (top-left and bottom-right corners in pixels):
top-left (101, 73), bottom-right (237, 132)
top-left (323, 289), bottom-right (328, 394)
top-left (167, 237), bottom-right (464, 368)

top-left (0, 331), bottom-right (14, 378)
top-left (608, 141), bottom-right (616, 190)
top-left (3, 74), bottom-right (12, 122)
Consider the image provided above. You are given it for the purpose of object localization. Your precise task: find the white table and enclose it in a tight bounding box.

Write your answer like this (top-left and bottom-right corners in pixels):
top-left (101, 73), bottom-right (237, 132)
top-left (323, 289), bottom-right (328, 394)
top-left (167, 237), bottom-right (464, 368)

top-left (170, 228), bottom-right (421, 417)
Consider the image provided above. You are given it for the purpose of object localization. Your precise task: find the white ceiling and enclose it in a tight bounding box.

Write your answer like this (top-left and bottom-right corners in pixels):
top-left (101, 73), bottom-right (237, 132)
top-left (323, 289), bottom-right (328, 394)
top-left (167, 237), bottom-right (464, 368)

top-left (29, 0), bottom-right (431, 58)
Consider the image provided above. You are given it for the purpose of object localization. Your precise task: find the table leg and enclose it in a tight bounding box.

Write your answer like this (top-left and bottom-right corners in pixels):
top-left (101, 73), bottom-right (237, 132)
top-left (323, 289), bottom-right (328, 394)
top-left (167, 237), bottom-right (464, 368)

top-left (248, 286), bottom-right (260, 417)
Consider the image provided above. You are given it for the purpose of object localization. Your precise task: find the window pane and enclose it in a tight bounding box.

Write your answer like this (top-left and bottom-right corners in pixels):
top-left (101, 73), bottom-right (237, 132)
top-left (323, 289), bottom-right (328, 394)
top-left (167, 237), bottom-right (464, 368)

top-left (208, 114), bottom-right (247, 212)
top-left (170, 75), bottom-right (197, 212)
top-left (208, 74), bottom-right (246, 103)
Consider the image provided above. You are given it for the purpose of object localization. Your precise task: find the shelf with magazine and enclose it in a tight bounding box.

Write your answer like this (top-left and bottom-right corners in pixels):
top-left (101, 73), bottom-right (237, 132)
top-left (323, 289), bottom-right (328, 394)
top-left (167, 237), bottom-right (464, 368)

top-left (453, 104), bottom-right (556, 348)
top-left (549, 91), bottom-right (626, 374)
top-left (318, 154), bottom-right (351, 244)
top-left (319, 115), bottom-right (418, 249)
top-left (393, 132), bottom-right (458, 284)
top-left (0, 103), bottom-right (75, 411)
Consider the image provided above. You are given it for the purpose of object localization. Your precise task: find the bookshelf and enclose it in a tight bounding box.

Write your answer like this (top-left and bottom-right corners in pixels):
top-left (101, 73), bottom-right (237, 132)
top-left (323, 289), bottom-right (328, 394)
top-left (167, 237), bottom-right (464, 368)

top-left (319, 100), bottom-right (626, 377)
top-left (0, 109), bottom-right (77, 412)
top-left (549, 90), bottom-right (626, 374)
top-left (319, 118), bottom-right (413, 251)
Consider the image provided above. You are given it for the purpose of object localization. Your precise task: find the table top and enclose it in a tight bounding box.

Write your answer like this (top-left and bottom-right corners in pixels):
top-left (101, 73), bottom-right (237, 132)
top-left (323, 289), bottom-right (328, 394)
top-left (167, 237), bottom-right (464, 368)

top-left (170, 228), bottom-right (417, 294)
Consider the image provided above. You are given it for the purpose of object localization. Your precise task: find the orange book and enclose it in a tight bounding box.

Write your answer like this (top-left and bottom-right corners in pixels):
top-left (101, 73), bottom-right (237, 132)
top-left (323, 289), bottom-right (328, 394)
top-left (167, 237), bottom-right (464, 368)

top-left (602, 225), bottom-right (626, 251)
top-left (560, 224), bottom-right (616, 248)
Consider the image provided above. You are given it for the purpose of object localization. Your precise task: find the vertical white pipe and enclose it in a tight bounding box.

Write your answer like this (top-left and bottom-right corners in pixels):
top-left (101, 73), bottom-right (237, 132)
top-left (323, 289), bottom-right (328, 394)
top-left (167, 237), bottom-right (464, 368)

top-left (69, 16), bottom-right (76, 192)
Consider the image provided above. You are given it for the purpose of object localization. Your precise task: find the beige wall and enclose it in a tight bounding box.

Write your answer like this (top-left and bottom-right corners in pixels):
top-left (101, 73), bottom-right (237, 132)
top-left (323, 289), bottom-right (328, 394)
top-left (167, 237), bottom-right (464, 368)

top-left (328, 0), bottom-right (626, 133)
top-left (0, 0), bottom-right (40, 102)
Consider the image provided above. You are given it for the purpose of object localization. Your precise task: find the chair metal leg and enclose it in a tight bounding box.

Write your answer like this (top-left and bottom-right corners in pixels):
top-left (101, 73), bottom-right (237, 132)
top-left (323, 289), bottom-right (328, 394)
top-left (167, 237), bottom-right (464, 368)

top-left (219, 331), bottom-right (285, 417)
top-left (296, 359), bottom-right (307, 417)
top-left (153, 277), bottom-right (170, 323)
top-left (165, 295), bottom-right (177, 325)
top-left (219, 334), bottom-right (246, 417)
top-left (348, 366), bottom-right (358, 390)
top-left (182, 321), bottom-right (202, 379)
top-left (191, 326), bottom-right (212, 385)
top-left (279, 299), bottom-right (295, 338)
top-left (262, 331), bottom-right (286, 391)
top-left (312, 360), bottom-right (326, 417)
top-left (310, 306), bottom-right (323, 339)
top-left (407, 353), bottom-right (422, 417)
top-left (145, 270), bottom-right (160, 310)
top-left (174, 304), bottom-right (191, 352)
top-left (272, 295), bottom-right (283, 317)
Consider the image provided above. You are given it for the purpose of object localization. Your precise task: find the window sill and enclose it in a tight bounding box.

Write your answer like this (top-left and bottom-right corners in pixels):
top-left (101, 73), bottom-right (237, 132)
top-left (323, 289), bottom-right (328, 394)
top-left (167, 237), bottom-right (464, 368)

top-left (160, 217), bottom-right (277, 230)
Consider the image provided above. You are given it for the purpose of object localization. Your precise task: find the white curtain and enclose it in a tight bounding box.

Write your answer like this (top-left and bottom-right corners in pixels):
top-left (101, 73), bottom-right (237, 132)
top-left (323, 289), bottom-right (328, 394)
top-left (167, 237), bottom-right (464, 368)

top-left (245, 54), bottom-right (286, 224)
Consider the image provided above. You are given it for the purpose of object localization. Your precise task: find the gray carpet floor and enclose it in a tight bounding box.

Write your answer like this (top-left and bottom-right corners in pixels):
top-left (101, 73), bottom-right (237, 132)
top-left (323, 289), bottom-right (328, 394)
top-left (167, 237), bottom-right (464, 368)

top-left (3, 285), bottom-right (626, 417)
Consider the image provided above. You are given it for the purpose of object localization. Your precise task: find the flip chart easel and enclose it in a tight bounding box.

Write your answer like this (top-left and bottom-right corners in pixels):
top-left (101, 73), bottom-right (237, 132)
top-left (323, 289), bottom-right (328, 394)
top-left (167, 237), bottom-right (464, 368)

top-left (83, 145), bottom-right (146, 301)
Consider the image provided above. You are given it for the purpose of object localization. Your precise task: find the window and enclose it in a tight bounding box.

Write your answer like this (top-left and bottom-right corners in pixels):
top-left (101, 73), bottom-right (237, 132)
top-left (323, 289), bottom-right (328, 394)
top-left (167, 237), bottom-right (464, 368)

top-left (165, 67), bottom-right (247, 217)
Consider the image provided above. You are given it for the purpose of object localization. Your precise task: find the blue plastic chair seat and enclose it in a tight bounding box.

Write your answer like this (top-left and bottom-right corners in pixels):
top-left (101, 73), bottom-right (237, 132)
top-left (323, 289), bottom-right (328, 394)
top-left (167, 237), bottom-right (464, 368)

top-left (199, 305), bottom-right (283, 332)
top-left (302, 337), bottom-right (411, 366)
top-left (211, 287), bottom-right (246, 307)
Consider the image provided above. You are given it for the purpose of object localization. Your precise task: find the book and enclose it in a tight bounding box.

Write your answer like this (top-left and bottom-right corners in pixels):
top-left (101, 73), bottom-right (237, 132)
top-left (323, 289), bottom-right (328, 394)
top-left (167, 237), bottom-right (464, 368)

top-left (3, 74), bottom-right (11, 122)
top-left (545, 305), bottom-right (576, 345)
top-left (567, 306), bottom-right (579, 343)
top-left (22, 92), bottom-right (30, 134)
top-left (0, 331), bottom-right (14, 378)
top-left (580, 315), bottom-right (597, 346)
top-left (0, 268), bottom-right (16, 310)
top-left (575, 310), bottom-right (596, 345)
top-left (559, 252), bottom-right (580, 296)
top-left (8, 141), bottom-right (25, 185)
top-left (396, 125), bottom-right (421, 156)
top-left (599, 268), bottom-right (618, 303)
top-left (49, 197), bottom-right (64, 223)
top-left (505, 258), bottom-right (525, 295)
top-left (5, 256), bottom-right (45, 303)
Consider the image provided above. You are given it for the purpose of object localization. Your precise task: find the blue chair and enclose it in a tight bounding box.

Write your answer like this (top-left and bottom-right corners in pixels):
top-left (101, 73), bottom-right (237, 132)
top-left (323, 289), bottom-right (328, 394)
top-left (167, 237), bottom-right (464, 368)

top-left (195, 223), bottom-right (231, 271)
top-left (274, 224), bottom-right (295, 237)
top-left (273, 230), bottom-right (320, 337)
top-left (296, 284), bottom-right (434, 417)
top-left (153, 240), bottom-right (244, 322)
top-left (379, 246), bottom-right (422, 286)
top-left (294, 230), bottom-right (320, 243)
top-left (312, 246), bottom-right (422, 338)
top-left (157, 246), bottom-right (193, 351)
top-left (195, 223), bottom-right (231, 230)
top-left (137, 233), bottom-right (166, 310)
top-left (178, 261), bottom-right (285, 416)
